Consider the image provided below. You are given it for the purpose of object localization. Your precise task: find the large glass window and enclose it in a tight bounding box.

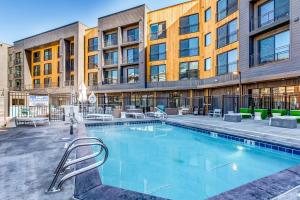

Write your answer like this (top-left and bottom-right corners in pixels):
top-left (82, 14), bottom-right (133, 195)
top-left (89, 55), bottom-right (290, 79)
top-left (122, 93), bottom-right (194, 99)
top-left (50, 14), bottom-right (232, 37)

top-left (44, 49), bottom-right (52, 61)
top-left (180, 14), bottom-right (199, 35)
top-left (103, 70), bottom-right (118, 84)
top-left (179, 61), bottom-right (199, 80)
top-left (44, 63), bottom-right (52, 75)
top-left (258, 0), bottom-right (289, 27)
top-left (33, 79), bottom-right (40, 88)
top-left (180, 38), bottom-right (199, 57)
top-left (259, 30), bottom-right (290, 64)
top-left (127, 68), bottom-right (139, 83)
top-left (88, 38), bottom-right (98, 52)
top-left (127, 48), bottom-right (139, 63)
top-left (150, 65), bottom-right (166, 82)
top-left (205, 58), bottom-right (211, 71)
top-left (44, 78), bottom-right (52, 88)
top-left (217, 0), bottom-right (238, 21)
top-left (88, 55), bottom-right (99, 69)
top-left (33, 52), bottom-right (40, 63)
top-left (104, 51), bottom-right (118, 65)
top-left (33, 65), bottom-right (40, 76)
top-left (104, 33), bottom-right (118, 47)
top-left (217, 19), bottom-right (238, 48)
top-left (150, 43), bottom-right (166, 61)
top-left (127, 28), bottom-right (139, 42)
top-left (150, 22), bottom-right (166, 40)
top-left (205, 33), bottom-right (211, 46)
top-left (217, 49), bottom-right (238, 75)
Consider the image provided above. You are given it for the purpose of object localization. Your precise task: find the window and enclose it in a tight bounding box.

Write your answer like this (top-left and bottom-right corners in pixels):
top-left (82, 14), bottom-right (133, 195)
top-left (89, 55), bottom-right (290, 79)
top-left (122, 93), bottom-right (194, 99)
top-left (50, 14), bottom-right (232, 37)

top-left (70, 59), bottom-right (74, 71)
top-left (180, 14), bottom-right (199, 34)
top-left (258, 0), bottom-right (289, 28)
top-left (150, 65), bottom-right (166, 82)
top-left (44, 63), bottom-right (52, 75)
top-left (88, 38), bottom-right (98, 52)
top-left (33, 65), bottom-right (40, 76)
top-left (70, 75), bottom-right (74, 86)
top-left (179, 61), bottom-right (199, 80)
top-left (217, 19), bottom-right (238, 48)
top-left (217, 49), bottom-right (238, 75)
top-left (57, 46), bottom-right (60, 57)
top-left (127, 48), bottom-right (139, 63)
top-left (15, 66), bottom-right (21, 78)
top-left (57, 61), bottom-right (60, 73)
top-left (150, 43), bottom-right (166, 61)
top-left (205, 58), bottom-right (211, 71)
top-left (15, 52), bottom-right (21, 65)
top-left (44, 78), bottom-right (52, 88)
top-left (205, 8), bottom-right (211, 22)
top-left (103, 70), bottom-right (118, 84)
top-left (33, 79), bottom-right (40, 88)
top-left (217, 0), bottom-right (238, 21)
top-left (88, 72), bottom-right (98, 86)
top-left (70, 43), bottom-right (74, 56)
top-left (205, 33), bottom-right (211, 46)
top-left (127, 28), bottom-right (139, 42)
top-left (104, 51), bottom-right (118, 65)
top-left (127, 68), bottom-right (139, 83)
top-left (44, 49), bottom-right (52, 61)
top-left (88, 55), bottom-right (99, 69)
top-left (258, 30), bottom-right (290, 64)
top-left (150, 22), bottom-right (166, 40)
top-left (33, 52), bottom-right (40, 63)
top-left (180, 38), bottom-right (199, 57)
top-left (104, 33), bottom-right (117, 47)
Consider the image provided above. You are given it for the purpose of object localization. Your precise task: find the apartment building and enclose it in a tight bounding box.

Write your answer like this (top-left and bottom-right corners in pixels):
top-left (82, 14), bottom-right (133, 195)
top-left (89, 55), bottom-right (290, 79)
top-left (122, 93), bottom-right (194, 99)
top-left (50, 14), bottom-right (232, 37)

top-left (6, 0), bottom-right (300, 109)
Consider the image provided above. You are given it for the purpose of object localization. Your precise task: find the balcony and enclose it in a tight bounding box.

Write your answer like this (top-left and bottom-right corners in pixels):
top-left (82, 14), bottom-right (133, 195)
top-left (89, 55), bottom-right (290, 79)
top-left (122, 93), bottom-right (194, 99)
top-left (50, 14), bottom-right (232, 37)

top-left (179, 48), bottom-right (199, 58)
top-left (250, 4), bottom-right (289, 33)
top-left (250, 45), bottom-right (290, 67)
top-left (179, 24), bottom-right (199, 35)
top-left (150, 52), bottom-right (166, 61)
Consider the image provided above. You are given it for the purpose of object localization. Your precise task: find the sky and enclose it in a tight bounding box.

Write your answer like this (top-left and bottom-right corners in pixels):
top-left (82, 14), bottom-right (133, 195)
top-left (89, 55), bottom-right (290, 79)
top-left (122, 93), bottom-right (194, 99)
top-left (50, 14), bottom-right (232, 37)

top-left (0, 0), bottom-right (187, 44)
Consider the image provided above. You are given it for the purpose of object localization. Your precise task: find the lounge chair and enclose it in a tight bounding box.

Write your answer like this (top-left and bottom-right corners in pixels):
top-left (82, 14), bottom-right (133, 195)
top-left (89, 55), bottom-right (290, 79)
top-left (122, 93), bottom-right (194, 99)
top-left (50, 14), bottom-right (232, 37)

top-left (16, 117), bottom-right (50, 127)
top-left (208, 109), bottom-right (222, 117)
top-left (125, 112), bottom-right (145, 119)
top-left (146, 107), bottom-right (168, 119)
top-left (86, 114), bottom-right (113, 121)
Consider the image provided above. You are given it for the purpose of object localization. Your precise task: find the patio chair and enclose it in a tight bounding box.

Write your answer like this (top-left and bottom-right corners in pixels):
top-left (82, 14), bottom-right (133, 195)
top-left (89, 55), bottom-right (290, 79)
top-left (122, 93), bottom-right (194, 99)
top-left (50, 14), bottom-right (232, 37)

top-left (86, 113), bottom-right (113, 121)
top-left (16, 117), bottom-right (50, 127)
top-left (208, 109), bottom-right (222, 117)
top-left (125, 112), bottom-right (145, 119)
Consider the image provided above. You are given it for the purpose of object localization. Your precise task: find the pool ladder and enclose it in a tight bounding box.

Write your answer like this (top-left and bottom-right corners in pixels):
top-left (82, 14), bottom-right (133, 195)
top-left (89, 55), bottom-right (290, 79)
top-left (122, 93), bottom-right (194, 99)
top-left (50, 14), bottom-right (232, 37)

top-left (46, 137), bottom-right (109, 193)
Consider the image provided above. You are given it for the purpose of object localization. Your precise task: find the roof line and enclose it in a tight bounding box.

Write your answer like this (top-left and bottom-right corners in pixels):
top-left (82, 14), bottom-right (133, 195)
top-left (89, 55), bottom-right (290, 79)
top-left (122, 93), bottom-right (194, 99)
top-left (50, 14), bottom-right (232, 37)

top-left (14, 21), bottom-right (83, 44)
top-left (148, 0), bottom-right (193, 14)
top-left (98, 4), bottom-right (146, 20)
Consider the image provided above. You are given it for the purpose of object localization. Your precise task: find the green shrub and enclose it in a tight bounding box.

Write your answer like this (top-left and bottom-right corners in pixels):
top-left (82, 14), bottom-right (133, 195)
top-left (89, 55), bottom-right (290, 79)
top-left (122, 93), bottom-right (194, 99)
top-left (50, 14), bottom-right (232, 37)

top-left (271, 109), bottom-right (287, 116)
top-left (290, 110), bottom-right (300, 123)
top-left (254, 109), bottom-right (268, 120)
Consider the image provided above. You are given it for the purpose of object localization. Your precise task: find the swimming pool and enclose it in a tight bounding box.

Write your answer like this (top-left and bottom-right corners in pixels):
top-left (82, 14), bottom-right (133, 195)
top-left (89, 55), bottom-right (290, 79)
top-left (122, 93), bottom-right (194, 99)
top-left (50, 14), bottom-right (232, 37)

top-left (87, 122), bottom-right (300, 200)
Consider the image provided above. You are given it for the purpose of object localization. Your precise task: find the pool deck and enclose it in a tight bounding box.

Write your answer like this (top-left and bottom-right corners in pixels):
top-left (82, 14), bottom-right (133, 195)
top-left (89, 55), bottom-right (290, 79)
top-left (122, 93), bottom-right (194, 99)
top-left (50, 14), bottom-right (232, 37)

top-left (166, 115), bottom-right (300, 149)
top-left (1, 116), bottom-right (300, 200)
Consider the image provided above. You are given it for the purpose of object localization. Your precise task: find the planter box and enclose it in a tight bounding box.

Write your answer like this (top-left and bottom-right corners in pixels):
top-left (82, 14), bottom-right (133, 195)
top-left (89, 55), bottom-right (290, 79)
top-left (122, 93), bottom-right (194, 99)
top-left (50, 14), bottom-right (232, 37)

top-left (254, 109), bottom-right (268, 120)
top-left (240, 108), bottom-right (252, 118)
top-left (271, 109), bottom-right (287, 116)
top-left (290, 110), bottom-right (300, 123)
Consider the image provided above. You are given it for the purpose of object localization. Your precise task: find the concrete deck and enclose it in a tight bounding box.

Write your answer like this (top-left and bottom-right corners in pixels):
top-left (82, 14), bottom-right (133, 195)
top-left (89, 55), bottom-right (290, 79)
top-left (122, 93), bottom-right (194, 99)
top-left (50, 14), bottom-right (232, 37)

top-left (166, 115), bottom-right (300, 148)
top-left (0, 122), bottom-right (76, 200)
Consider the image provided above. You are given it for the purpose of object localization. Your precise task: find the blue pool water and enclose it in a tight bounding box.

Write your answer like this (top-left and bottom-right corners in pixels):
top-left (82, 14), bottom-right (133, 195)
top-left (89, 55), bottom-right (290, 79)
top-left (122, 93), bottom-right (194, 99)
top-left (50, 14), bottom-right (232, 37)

top-left (87, 123), bottom-right (300, 200)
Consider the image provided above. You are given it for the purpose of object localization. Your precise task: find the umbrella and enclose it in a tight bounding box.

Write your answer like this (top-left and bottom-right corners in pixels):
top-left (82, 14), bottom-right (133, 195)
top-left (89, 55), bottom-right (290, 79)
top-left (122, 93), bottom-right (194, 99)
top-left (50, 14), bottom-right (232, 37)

top-left (78, 82), bottom-right (87, 103)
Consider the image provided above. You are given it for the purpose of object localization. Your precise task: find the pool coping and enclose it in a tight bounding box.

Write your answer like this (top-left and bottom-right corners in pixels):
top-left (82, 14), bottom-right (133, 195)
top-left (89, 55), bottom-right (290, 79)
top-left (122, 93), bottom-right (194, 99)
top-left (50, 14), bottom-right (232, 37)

top-left (75, 120), bottom-right (300, 200)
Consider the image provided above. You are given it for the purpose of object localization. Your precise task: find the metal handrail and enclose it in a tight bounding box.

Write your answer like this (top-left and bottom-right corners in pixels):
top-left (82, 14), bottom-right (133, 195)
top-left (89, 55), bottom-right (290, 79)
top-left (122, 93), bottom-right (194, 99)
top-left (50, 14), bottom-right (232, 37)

top-left (47, 137), bottom-right (108, 193)
top-left (155, 107), bottom-right (168, 119)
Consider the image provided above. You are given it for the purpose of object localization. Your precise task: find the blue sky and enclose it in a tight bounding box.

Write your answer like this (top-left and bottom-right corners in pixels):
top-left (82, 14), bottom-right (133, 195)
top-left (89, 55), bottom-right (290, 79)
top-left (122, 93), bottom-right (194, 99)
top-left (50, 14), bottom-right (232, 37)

top-left (0, 0), bottom-right (187, 44)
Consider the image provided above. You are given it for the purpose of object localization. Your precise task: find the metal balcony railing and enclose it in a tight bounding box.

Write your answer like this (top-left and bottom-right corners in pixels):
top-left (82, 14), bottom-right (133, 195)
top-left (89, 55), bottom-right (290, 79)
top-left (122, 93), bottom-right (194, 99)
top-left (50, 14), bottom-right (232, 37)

top-left (250, 5), bottom-right (289, 31)
top-left (250, 45), bottom-right (290, 67)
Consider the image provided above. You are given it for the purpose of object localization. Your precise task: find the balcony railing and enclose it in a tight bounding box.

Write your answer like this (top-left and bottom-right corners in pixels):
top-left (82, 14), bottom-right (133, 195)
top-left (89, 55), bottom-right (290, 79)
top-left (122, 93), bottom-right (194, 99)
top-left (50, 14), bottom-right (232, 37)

top-left (150, 30), bottom-right (166, 40)
top-left (33, 57), bottom-right (40, 63)
top-left (217, 2), bottom-right (238, 21)
top-left (250, 5), bottom-right (289, 31)
top-left (179, 48), bottom-right (199, 57)
top-left (102, 78), bottom-right (118, 85)
top-left (104, 59), bottom-right (118, 66)
top-left (149, 52), bottom-right (166, 61)
top-left (126, 35), bottom-right (139, 43)
top-left (104, 39), bottom-right (118, 47)
top-left (179, 24), bottom-right (199, 35)
top-left (250, 45), bottom-right (290, 67)
top-left (217, 61), bottom-right (239, 76)
top-left (217, 30), bottom-right (238, 48)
